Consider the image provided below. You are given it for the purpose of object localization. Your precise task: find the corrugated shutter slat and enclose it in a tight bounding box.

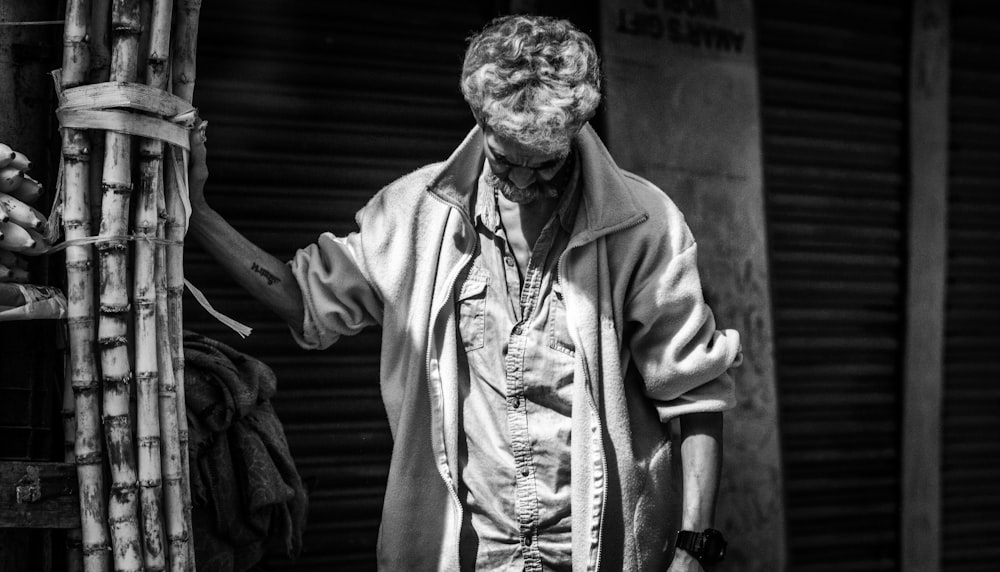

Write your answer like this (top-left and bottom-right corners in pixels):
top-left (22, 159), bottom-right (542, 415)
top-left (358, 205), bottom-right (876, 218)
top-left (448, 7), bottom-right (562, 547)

top-left (759, 1), bottom-right (907, 570)
top-left (942, 1), bottom-right (1000, 570)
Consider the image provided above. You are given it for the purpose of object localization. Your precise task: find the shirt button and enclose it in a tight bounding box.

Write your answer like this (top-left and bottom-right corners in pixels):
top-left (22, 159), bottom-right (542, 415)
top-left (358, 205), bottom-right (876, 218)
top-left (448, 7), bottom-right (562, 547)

top-left (511, 396), bottom-right (520, 408)
top-left (524, 535), bottom-right (533, 546)
top-left (504, 256), bottom-right (515, 266)
top-left (513, 325), bottom-right (522, 335)
top-left (521, 467), bottom-right (529, 477)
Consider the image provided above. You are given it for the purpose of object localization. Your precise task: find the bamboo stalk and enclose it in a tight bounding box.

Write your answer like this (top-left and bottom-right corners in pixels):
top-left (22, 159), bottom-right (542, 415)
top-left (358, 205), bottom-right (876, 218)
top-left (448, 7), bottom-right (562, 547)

top-left (98, 0), bottom-right (144, 569)
top-left (168, 3), bottom-right (204, 569)
top-left (138, 0), bottom-right (189, 570)
top-left (87, 0), bottom-right (111, 227)
top-left (61, 2), bottom-right (112, 571)
top-left (131, 0), bottom-right (176, 567)
top-left (62, 349), bottom-right (84, 572)
top-left (156, 164), bottom-right (188, 572)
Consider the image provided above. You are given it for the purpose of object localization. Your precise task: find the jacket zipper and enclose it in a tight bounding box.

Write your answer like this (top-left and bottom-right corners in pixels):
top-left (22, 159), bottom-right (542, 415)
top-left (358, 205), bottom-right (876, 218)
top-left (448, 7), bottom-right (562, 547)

top-left (558, 212), bottom-right (648, 572)
top-left (425, 193), bottom-right (475, 571)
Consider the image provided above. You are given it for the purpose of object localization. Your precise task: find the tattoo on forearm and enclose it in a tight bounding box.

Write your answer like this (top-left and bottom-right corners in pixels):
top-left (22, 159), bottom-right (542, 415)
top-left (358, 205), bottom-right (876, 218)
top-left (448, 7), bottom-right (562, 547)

top-left (251, 262), bottom-right (282, 286)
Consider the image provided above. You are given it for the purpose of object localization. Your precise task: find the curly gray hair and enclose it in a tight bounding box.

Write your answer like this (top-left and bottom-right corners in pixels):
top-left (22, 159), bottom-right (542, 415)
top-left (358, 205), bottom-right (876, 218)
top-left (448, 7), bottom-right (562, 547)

top-left (460, 15), bottom-right (602, 154)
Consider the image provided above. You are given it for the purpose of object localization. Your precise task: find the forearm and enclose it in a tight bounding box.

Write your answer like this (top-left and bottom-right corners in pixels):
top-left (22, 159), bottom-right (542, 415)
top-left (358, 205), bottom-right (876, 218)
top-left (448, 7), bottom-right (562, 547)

top-left (679, 411), bottom-right (723, 529)
top-left (188, 203), bottom-right (305, 330)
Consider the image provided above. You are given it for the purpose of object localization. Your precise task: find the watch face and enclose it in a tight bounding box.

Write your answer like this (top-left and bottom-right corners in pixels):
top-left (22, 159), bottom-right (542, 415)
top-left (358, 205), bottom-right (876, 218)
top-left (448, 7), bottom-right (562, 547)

top-left (702, 529), bottom-right (727, 563)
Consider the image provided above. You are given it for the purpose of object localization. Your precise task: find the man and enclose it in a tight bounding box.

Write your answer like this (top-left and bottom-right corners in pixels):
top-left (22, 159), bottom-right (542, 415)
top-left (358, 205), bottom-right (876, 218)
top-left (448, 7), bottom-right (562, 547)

top-left (189, 14), bottom-right (740, 572)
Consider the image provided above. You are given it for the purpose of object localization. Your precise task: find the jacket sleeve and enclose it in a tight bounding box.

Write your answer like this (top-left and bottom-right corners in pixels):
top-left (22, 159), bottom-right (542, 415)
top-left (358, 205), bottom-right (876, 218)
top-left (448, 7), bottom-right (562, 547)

top-left (287, 227), bottom-right (383, 350)
top-left (625, 237), bottom-right (741, 422)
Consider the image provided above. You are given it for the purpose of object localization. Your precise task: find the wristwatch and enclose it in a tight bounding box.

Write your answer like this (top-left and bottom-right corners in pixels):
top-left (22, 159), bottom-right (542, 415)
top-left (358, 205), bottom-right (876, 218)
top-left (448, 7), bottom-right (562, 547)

top-left (675, 528), bottom-right (727, 564)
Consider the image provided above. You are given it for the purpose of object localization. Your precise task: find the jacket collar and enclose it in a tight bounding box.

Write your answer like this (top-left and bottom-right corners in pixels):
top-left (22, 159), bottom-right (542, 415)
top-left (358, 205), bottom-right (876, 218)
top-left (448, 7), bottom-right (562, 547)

top-left (426, 124), bottom-right (647, 241)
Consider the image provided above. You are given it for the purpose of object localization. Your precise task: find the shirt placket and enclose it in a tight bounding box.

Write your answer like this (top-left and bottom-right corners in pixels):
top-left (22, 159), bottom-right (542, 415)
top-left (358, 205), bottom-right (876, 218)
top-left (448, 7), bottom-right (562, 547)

top-left (496, 218), bottom-right (559, 572)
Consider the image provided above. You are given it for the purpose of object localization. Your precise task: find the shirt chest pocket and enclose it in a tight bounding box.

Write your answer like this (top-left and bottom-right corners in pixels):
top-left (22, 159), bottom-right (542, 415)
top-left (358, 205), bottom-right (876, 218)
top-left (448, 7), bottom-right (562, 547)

top-left (547, 281), bottom-right (576, 356)
top-left (456, 277), bottom-right (488, 352)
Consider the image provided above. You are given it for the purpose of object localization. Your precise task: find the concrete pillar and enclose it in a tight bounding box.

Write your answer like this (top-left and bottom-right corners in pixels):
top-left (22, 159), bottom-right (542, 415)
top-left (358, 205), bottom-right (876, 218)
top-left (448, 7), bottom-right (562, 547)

top-left (600, 1), bottom-right (785, 570)
top-left (901, 1), bottom-right (949, 571)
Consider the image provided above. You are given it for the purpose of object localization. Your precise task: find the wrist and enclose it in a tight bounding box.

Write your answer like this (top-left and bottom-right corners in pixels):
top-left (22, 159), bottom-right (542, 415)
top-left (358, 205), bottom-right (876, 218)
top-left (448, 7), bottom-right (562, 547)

top-left (673, 547), bottom-right (698, 562)
top-left (187, 202), bottom-right (217, 237)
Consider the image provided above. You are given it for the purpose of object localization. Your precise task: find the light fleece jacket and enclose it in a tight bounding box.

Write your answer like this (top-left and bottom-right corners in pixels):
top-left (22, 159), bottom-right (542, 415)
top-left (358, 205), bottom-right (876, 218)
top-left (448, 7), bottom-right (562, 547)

top-left (288, 124), bottom-right (741, 572)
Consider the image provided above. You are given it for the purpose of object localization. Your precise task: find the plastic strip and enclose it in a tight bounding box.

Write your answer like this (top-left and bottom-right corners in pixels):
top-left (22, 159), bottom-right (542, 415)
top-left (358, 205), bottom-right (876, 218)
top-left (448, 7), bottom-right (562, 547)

top-left (183, 279), bottom-right (253, 338)
top-left (57, 109), bottom-right (191, 150)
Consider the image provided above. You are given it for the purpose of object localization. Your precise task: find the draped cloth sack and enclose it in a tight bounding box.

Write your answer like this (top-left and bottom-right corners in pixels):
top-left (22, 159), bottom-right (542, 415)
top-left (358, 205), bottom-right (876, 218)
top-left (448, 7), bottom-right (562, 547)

top-left (183, 331), bottom-right (308, 572)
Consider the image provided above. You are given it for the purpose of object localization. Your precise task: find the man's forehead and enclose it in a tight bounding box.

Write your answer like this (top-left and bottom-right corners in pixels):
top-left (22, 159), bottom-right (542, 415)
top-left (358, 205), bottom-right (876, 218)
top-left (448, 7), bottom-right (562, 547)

top-left (483, 130), bottom-right (567, 164)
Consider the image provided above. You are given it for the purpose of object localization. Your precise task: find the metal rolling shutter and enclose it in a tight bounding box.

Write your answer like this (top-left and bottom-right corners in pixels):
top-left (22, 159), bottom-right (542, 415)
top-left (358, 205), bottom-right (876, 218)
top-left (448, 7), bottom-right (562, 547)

top-left (758, 1), bottom-right (907, 570)
top-left (188, 2), bottom-right (494, 569)
top-left (942, 2), bottom-right (1000, 570)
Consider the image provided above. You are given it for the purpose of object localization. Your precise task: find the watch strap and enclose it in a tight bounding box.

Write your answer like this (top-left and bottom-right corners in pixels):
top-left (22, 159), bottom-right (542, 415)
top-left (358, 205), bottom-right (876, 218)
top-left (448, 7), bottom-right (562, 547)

top-left (675, 528), bottom-right (727, 564)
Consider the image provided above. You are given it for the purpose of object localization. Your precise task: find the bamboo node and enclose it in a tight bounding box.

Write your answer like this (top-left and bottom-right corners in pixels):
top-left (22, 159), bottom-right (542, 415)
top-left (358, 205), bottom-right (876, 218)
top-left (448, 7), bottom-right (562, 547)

top-left (136, 371), bottom-right (158, 382)
top-left (101, 181), bottom-right (132, 195)
top-left (101, 373), bottom-right (133, 388)
top-left (138, 478), bottom-right (162, 488)
top-left (71, 378), bottom-right (100, 393)
top-left (76, 452), bottom-right (104, 466)
top-left (65, 259), bottom-right (93, 270)
top-left (99, 303), bottom-right (131, 315)
top-left (112, 23), bottom-right (143, 37)
top-left (137, 435), bottom-right (160, 446)
top-left (97, 334), bottom-right (129, 348)
top-left (106, 493), bottom-right (140, 515)
top-left (63, 151), bottom-right (90, 163)
top-left (97, 240), bottom-right (129, 253)
top-left (64, 220), bottom-right (92, 233)
top-left (67, 314), bottom-right (95, 326)
top-left (138, 147), bottom-right (163, 160)
top-left (81, 543), bottom-right (111, 556)
top-left (62, 35), bottom-right (90, 47)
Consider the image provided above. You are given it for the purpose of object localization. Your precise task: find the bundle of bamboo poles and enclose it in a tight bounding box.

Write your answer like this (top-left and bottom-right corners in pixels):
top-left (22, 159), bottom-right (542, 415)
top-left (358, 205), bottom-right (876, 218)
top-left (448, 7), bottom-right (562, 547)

top-left (59, 0), bottom-right (203, 570)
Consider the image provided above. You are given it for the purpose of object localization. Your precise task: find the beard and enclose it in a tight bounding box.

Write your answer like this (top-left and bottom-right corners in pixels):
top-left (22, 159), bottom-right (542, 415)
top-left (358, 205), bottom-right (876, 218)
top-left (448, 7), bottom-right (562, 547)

top-left (485, 170), bottom-right (560, 204)
top-left (485, 150), bottom-right (576, 205)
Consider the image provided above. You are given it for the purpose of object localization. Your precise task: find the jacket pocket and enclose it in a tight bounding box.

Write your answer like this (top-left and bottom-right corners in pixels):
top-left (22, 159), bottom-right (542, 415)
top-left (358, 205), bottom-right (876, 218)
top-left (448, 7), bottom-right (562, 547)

top-left (456, 278), bottom-right (487, 352)
top-left (547, 281), bottom-right (575, 356)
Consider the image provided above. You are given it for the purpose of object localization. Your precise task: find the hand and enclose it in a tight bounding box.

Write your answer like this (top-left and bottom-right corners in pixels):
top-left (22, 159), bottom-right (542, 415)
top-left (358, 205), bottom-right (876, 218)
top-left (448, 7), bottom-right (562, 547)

top-left (666, 548), bottom-right (706, 572)
top-left (188, 119), bottom-right (209, 208)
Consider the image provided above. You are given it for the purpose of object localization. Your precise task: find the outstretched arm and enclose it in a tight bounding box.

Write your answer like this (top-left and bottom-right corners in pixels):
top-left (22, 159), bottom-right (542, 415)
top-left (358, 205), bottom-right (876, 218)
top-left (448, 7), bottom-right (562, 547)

top-left (187, 122), bottom-right (305, 332)
top-left (668, 411), bottom-right (723, 572)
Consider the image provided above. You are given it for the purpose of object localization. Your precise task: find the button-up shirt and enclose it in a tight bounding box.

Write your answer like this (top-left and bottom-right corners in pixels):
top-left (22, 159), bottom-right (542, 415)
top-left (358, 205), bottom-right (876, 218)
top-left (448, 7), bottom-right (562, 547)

top-left (455, 156), bottom-right (582, 572)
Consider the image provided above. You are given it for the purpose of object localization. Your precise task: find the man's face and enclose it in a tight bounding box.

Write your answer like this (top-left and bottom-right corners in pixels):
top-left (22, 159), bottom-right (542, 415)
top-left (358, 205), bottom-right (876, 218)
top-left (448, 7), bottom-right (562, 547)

top-left (482, 128), bottom-right (571, 205)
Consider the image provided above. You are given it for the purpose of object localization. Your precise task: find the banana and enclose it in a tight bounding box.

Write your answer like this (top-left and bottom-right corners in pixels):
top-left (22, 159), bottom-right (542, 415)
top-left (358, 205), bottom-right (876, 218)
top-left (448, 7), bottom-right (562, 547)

top-left (0, 220), bottom-right (48, 254)
top-left (0, 263), bottom-right (29, 283)
top-left (0, 167), bottom-right (24, 193)
top-left (0, 192), bottom-right (46, 232)
top-left (8, 175), bottom-right (42, 204)
top-left (0, 144), bottom-right (14, 169)
top-left (9, 151), bottom-right (31, 171)
top-left (24, 227), bottom-right (52, 255)
top-left (0, 249), bottom-right (27, 269)
top-left (0, 201), bottom-right (7, 223)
